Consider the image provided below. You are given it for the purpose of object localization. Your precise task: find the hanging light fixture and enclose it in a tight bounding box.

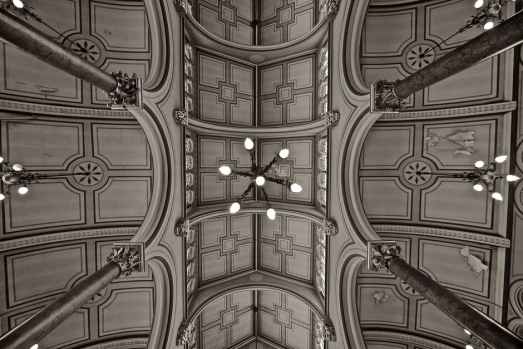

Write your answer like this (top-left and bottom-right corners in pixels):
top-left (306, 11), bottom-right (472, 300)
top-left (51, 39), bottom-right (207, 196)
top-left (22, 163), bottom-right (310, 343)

top-left (218, 138), bottom-right (302, 220)
top-left (411, 155), bottom-right (519, 202)
top-left (0, 156), bottom-right (96, 200)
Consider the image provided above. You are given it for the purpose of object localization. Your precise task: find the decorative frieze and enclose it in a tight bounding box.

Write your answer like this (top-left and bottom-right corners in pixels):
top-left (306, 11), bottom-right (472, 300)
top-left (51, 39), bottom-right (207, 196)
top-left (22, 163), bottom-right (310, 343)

top-left (106, 244), bottom-right (144, 276)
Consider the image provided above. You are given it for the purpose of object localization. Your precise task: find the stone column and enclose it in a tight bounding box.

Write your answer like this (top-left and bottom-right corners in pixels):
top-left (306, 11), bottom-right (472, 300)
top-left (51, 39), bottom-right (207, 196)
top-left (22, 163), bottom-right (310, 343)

top-left (368, 241), bottom-right (523, 349)
top-left (0, 245), bottom-right (143, 349)
top-left (0, 9), bottom-right (141, 108)
top-left (371, 10), bottom-right (523, 112)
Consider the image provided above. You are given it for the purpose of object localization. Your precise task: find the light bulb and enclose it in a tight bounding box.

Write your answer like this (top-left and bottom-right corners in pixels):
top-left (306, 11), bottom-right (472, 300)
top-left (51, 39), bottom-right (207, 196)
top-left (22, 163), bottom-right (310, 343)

top-left (244, 137), bottom-right (254, 150)
top-left (0, 156), bottom-right (4, 163)
top-left (465, 345), bottom-right (474, 349)
top-left (473, 183), bottom-right (484, 192)
top-left (491, 192), bottom-right (503, 201)
top-left (0, 193), bottom-right (5, 201)
top-left (255, 176), bottom-right (266, 186)
top-left (290, 183), bottom-right (302, 193)
top-left (17, 186), bottom-right (29, 195)
top-left (12, 163), bottom-right (23, 172)
top-left (219, 165), bottom-right (232, 176)
top-left (30, 345), bottom-right (39, 349)
top-left (483, 20), bottom-right (495, 30)
top-left (278, 148), bottom-right (290, 159)
top-left (229, 202), bottom-right (241, 214)
top-left (266, 208), bottom-right (276, 220)
top-left (494, 155), bottom-right (508, 163)
top-left (12, 0), bottom-right (24, 9)
top-left (506, 174), bottom-right (521, 182)
top-left (474, 160), bottom-right (485, 169)
top-left (464, 329), bottom-right (472, 336)
top-left (474, 0), bottom-right (484, 8)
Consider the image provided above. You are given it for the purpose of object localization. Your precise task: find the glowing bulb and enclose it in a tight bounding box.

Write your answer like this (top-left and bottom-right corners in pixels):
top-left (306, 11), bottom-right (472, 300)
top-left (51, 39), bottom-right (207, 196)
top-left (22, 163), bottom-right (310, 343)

top-left (464, 329), bottom-right (472, 336)
top-left (473, 183), bottom-right (484, 192)
top-left (255, 176), bottom-right (266, 186)
top-left (30, 345), bottom-right (39, 349)
top-left (229, 202), bottom-right (241, 214)
top-left (266, 208), bottom-right (276, 220)
top-left (0, 193), bottom-right (5, 201)
top-left (506, 174), bottom-right (521, 182)
top-left (491, 192), bottom-right (503, 201)
top-left (219, 165), bottom-right (232, 176)
top-left (474, 0), bottom-right (484, 8)
top-left (12, 163), bottom-right (23, 172)
top-left (0, 156), bottom-right (4, 163)
top-left (290, 183), bottom-right (302, 193)
top-left (483, 20), bottom-right (495, 30)
top-left (244, 137), bottom-right (254, 150)
top-left (465, 345), bottom-right (474, 349)
top-left (12, 0), bottom-right (24, 9)
top-left (279, 148), bottom-right (289, 159)
top-left (17, 186), bottom-right (29, 195)
top-left (495, 155), bottom-right (508, 163)
top-left (474, 160), bottom-right (485, 169)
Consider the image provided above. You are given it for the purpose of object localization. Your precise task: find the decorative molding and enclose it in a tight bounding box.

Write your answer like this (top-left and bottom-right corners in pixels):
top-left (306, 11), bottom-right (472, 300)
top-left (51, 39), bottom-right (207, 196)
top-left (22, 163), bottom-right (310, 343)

top-left (372, 224), bottom-right (510, 247)
top-left (460, 246), bottom-right (489, 274)
top-left (317, 217), bottom-right (338, 236)
top-left (370, 80), bottom-right (402, 113)
top-left (107, 243), bottom-right (144, 276)
top-left (0, 227), bottom-right (138, 251)
top-left (108, 72), bottom-right (143, 110)
top-left (322, 110), bottom-right (340, 128)
top-left (175, 218), bottom-right (193, 237)
top-left (81, 338), bottom-right (149, 349)
top-left (380, 101), bottom-right (517, 121)
top-left (315, 319), bottom-right (336, 341)
top-left (326, 0), bottom-right (340, 17)
top-left (0, 99), bottom-right (133, 119)
top-left (364, 330), bottom-right (457, 349)
top-left (176, 320), bottom-right (196, 346)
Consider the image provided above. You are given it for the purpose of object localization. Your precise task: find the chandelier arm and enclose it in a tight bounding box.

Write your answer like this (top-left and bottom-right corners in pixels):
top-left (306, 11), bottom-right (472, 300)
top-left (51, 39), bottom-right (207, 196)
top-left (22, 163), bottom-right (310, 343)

top-left (265, 176), bottom-right (287, 186)
top-left (260, 187), bottom-right (270, 204)
top-left (249, 150), bottom-right (256, 170)
top-left (32, 171), bottom-right (92, 179)
top-left (262, 155), bottom-right (279, 174)
top-left (231, 170), bottom-right (252, 178)
top-left (239, 183), bottom-right (254, 201)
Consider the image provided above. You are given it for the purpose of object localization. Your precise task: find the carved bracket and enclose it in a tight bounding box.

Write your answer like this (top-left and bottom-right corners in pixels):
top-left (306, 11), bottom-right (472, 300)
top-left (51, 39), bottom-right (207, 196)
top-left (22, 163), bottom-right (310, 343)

top-left (326, 0), bottom-right (339, 17)
top-left (106, 243), bottom-right (144, 276)
top-left (174, 109), bottom-right (189, 126)
top-left (315, 320), bottom-right (336, 342)
top-left (322, 110), bottom-right (340, 128)
top-left (318, 218), bottom-right (338, 236)
top-left (367, 240), bottom-right (401, 272)
top-left (370, 80), bottom-right (402, 113)
top-left (108, 71), bottom-right (142, 110)
top-left (175, 218), bottom-right (193, 237)
top-left (176, 319), bottom-right (196, 346)
top-left (174, 0), bottom-right (192, 15)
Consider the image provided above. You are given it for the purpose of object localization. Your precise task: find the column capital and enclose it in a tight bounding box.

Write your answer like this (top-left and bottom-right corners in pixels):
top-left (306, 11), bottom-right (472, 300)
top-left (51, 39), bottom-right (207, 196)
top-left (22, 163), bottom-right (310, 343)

top-left (106, 243), bottom-right (144, 276)
top-left (322, 110), bottom-right (340, 128)
top-left (370, 80), bottom-right (402, 113)
top-left (367, 240), bottom-right (401, 272)
top-left (318, 217), bottom-right (338, 236)
top-left (175, 218), bottom-right (193, 237)
top-left (176, 320), bottom-right (196, 346)
top-left (108, 72), bottom-right (142, 110)
top-left (174, 109), bottom-right (189, 126)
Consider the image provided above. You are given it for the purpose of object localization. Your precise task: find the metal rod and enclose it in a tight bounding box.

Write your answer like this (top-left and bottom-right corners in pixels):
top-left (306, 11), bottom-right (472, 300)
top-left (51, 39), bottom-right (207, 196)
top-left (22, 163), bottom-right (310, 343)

top-left (0, 9), bottom-right (117, 92)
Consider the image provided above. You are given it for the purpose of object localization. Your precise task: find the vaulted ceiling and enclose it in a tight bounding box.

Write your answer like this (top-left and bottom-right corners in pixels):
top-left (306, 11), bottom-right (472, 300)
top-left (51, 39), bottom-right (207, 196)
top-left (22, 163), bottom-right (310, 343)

top-left (0, 0), bottom-right (522, 349)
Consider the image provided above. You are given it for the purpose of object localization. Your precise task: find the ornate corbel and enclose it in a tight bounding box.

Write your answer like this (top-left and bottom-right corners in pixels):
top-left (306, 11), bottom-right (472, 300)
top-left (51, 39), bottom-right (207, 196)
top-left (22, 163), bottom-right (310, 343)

top-left (106, 243), bottom-right (144, 276)
top-left (367, 240), bottom-right (401, 272)
top-left (370, 80), bottom-right (402, 113)
top-left (174, 109), bottom-right (189, 126)
top-left (326, 0), bottom-right (339, 17)
top-left (322, 110), bottom-right (340, 128)
top-left (315, 319), bottom-right (336, 342)
top-left (108, 71), bottom-right (142, 110)
top-left (174, 0), bottom-right (191, 15)
top-left (176, 320), bottom-right (196, 346)
top-left (175, 218), bottom-right (193, 237)
top-left (318, 218), bottom-right (338, 236)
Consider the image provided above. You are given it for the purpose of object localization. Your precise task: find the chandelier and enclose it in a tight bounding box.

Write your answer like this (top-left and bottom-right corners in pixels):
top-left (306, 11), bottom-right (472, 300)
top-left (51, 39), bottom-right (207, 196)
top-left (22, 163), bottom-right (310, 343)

top-left (469, 0), bottom-right (517, 30)
top-left (411, 155), bottom-right (520, 201)
top-left (217, 137), bottom-right (303, 220)
top-left (0, 156), bottom-right (93, 201)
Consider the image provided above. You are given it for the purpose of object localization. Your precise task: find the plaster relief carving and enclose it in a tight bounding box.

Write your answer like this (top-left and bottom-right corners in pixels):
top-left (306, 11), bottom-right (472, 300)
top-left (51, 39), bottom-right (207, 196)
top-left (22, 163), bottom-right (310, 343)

top-left (425, 130), bottom-right (476, 156)
top-left (460, 246), bottom-right (488, 274)
top-left (371, 290), bottom-right (390, 304)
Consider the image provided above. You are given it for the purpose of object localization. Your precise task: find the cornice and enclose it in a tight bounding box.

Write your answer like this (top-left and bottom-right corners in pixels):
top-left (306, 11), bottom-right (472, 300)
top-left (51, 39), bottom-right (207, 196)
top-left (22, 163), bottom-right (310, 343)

top-left (0, 99), bottom-right (133, 119)
top-left (373, 224), bottom-right (511, 248)
top-left (0, 227), bottom-right (138, 252)
top-left (380, 101), bottom-right (517, 121)
top-left (364, 330), bottom-right (457, 349)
